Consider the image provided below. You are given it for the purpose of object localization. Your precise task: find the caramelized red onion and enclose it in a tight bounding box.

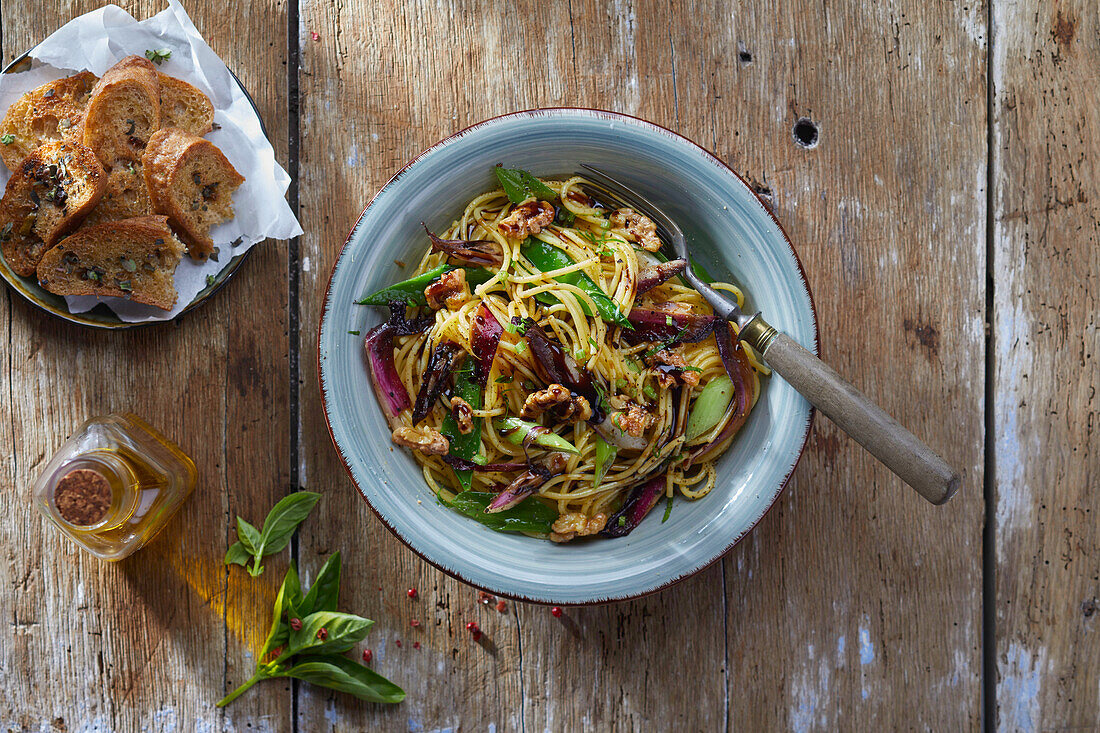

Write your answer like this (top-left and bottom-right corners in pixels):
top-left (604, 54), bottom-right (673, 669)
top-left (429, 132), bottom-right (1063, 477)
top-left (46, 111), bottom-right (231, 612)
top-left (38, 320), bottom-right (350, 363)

top-left (687, 324), bottom-right (756, 464)
top-left (623, 307), bottom-right (721, 345)
top-left (411, 341), bottom-right (462, 424)
top-left (486, 458), bottom-right (566, 513)
top-left (599, 473), bottom-right (667, 537)
top-left (471, 303), bottom-right (503, 385)
top-left (636, 258), bottom-right (687, 294)
top-left (388, 301), bottom-right (434, 335)
top-left (364, 324), bottom-right (409, 426)
top-left (518, 316), bottom-right (649, 451)
top-left (424, 224), bottom-right (503, 267)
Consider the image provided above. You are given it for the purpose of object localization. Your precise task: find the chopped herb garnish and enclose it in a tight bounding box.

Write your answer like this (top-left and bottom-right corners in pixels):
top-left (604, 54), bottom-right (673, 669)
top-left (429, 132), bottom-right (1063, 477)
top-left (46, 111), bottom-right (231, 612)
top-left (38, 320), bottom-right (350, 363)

top-left (206, 274), bottom-right (216, 287)
top-left (588, 336), bottom-right (600, 352)
top-left (120, 257), bottom-right (137, 272)
top-left (347, 330), bottom-right (360, 335)
top-left (0, 133), bottom-right (14, 145)
top-left (643, 327), bottom-right (688, 361)
top-left (662, 496), bottom-right (674, 523)
top-left (495, 375), bottom-right (513, 384)
top-left (574, 349), bottom-right (587, 362)
top-left (515, 340), bottom-right (528, 354)
top-left (665, 315), bottom-right (674, 326)
top-left (117, 280), bottom-right (132, 292)
top-left (145, 48), bottom-right (172, 65)
top-left (682, 366), bottom-right (703, 373)
top-left (643, 384), bottom-right (657, 400)
top-left (126, 161), bottom-right (136, 175)
top-left (617, 516), bottom-right (627, 527)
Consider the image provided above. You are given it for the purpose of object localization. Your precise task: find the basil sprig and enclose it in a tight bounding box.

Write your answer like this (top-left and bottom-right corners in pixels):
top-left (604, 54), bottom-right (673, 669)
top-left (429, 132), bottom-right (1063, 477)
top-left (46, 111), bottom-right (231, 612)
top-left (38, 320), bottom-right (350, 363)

top-left (225, 491), bottom-right (322, 576)
top-left (217, 553), bottom-right (404, 707)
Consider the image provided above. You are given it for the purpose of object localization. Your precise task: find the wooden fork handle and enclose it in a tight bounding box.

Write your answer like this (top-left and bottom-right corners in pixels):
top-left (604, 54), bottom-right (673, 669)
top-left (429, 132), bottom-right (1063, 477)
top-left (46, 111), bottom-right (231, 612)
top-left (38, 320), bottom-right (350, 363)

top-left (759, 332), bottom-right (960, 505)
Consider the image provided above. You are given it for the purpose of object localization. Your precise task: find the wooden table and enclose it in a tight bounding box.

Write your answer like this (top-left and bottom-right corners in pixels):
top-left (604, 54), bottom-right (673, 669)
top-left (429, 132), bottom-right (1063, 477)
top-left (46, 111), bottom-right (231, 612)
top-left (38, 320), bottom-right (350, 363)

top-left (2, 1), bottom-right (1096, 730)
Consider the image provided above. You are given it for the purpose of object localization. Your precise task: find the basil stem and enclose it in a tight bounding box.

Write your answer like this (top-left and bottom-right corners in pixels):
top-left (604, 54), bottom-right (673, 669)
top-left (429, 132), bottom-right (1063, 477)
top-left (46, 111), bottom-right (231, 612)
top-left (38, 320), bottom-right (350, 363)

top-left (521, 238), bottom-right (632, 329)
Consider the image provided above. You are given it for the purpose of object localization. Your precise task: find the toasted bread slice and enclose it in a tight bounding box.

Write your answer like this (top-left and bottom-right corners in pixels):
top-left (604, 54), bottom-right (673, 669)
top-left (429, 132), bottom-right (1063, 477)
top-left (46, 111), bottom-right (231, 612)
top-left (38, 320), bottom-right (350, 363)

top-left (0, 141), bottom-right (106, 276)
top-left (79, 165), bottom-right (153, 227)
top-left (143, 127), bottom-right (244, 260)
top-left (36, 215), bottom-right (185, 310)
top-left (0, 71), bottom-right (97, 171)
top-left (80, 56), bottom-right (160, 171)
top-left (158, 74), bottom-right (214, 136)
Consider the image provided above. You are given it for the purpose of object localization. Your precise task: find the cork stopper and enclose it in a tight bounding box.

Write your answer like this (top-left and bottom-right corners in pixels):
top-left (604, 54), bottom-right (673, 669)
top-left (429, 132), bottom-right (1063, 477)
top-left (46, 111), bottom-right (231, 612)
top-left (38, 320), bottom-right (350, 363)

top-left (54, 468), bottom-right (112, 526)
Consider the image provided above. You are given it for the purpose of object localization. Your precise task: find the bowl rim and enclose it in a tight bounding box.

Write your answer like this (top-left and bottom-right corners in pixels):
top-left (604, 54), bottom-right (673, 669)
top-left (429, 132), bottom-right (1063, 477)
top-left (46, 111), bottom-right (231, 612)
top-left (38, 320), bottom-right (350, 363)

top-left (318, 107), bottom-right (820, 605)
top-left (0, 49), bottom-right (260, 330)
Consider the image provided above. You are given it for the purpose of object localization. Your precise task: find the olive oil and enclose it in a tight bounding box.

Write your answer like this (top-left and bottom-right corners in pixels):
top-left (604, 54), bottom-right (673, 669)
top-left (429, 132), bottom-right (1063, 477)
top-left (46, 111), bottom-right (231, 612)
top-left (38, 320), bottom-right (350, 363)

top-left (31, 414), bottom-right (196, 560)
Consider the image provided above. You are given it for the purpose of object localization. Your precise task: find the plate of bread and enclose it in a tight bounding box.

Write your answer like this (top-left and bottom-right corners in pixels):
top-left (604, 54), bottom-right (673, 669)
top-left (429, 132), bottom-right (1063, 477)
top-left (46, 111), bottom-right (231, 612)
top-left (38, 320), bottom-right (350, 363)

top-left (0, 1), bottom-right (300, 328)
top-left (0, 52), bottom-right (252, 326)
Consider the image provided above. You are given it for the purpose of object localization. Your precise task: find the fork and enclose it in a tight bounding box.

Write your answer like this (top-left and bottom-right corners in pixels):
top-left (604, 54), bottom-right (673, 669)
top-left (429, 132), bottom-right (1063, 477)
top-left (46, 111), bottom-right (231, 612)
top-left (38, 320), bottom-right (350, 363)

top-left (580, 164), bottom-right (960, 505)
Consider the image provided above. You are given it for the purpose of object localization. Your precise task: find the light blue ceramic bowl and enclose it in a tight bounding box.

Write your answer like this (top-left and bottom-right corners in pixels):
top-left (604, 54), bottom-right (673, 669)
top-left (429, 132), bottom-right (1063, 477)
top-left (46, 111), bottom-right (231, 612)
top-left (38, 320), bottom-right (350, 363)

top-left (319, 109), bottom-right (817, 605)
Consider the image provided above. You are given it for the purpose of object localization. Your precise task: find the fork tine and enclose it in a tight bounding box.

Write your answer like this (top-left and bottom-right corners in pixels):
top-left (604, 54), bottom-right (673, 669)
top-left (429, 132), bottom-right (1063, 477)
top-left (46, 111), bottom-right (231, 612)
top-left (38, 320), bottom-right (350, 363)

top-left (578, 164), bottom-right (683, 240)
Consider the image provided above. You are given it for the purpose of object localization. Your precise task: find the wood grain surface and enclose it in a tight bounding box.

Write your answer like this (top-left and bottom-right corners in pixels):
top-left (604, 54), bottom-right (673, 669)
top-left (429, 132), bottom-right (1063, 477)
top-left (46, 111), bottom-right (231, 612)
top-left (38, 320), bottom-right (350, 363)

top-left (992, 1), bottom-right (1100, 729)
top-left (0, 0), bottom-right (1094, 731)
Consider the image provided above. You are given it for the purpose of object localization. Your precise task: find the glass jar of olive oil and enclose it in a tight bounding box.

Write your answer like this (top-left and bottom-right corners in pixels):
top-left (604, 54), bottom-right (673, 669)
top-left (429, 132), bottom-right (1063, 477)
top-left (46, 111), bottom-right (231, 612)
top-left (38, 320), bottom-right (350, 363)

top-left (31, 414), bottom-right (197, 560)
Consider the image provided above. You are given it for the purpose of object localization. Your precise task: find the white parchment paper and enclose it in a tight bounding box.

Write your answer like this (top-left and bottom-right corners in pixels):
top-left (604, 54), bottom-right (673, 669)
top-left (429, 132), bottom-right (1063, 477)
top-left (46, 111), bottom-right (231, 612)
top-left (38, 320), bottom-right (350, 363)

top-left (0, 0), bottom-right (302, 322)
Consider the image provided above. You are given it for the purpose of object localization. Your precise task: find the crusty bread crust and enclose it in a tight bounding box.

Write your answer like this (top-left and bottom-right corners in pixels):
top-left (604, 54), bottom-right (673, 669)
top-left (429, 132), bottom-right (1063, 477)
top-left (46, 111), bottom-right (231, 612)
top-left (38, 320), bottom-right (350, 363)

top-left (143, 127), bottom-right (244, 260)
top-left (36, 214), bottom-right (185, 310)
top-left (158, 74), bottom-right (214, 136)
top-left (81, 56), bottom-right (161, 171)
top-left (0, 71), bottom-right (97, 171)
top-left (0, 141), bottom-right (106, 277)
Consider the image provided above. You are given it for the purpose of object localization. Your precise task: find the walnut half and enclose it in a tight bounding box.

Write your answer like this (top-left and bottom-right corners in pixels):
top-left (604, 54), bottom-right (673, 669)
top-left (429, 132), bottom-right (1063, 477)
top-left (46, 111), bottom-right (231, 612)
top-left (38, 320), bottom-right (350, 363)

top-left (450, 396), bottom-right (475, 435)
top-left (609, 208), bottom-right (663, 252)
top-left (520, 383), bottom-right (593, 423)
top-left (550, 512), bottom-right (608, 542)
top-left (392, 425), bottom-right (449, 455)
top-left (610, 401), bottom-right (655, 437)
top-left (424, 268), bottom-right (469, 309)
top-left (498, 200), bottom-right (554, 239)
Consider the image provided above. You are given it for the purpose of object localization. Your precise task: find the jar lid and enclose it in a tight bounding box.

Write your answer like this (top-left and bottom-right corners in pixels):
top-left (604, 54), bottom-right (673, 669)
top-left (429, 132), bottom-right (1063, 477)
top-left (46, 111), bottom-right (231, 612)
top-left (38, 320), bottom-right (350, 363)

top-left (54, 468), bottom-right (112, 526)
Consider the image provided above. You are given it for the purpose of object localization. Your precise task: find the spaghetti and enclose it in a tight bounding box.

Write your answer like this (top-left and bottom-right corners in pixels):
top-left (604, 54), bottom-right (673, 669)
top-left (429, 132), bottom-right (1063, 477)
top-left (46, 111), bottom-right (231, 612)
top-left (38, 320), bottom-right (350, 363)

top-left (361, 169), bottom-right (768, 542)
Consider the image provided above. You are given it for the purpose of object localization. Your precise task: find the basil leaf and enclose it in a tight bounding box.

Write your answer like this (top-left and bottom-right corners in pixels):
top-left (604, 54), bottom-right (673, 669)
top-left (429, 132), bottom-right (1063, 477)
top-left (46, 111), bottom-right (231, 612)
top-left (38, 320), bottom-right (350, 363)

top-left (260, 564), bottom-right (301, 659)
top-left (224, 541), bottom-right (250, 567)
top-left (494, 165), bottom-right (528, 203)
top-left (299, 552), bottom-right (341, 615)
top-left (236, 517), bottom-right (261, 555)
top-left (448, 491), bottom-right (557, 534)
top-left (288, 611), bottom-right (373, 657)
top-left (258, 491), bottom-right (322, 555)
top-left (284, 656), bottom-right (405, 703)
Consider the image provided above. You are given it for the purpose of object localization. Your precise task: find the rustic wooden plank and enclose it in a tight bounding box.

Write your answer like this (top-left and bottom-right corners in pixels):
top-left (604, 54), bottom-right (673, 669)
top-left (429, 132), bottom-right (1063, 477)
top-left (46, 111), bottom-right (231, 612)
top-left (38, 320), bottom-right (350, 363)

top-left (294, 1), bottom-right (730, 730)
top-left (687, 2), bottom-right (987, 729)
top-left (0, 1), bottom-right (290, 731)
top-left (992, 2), bottom-right (1100, 729)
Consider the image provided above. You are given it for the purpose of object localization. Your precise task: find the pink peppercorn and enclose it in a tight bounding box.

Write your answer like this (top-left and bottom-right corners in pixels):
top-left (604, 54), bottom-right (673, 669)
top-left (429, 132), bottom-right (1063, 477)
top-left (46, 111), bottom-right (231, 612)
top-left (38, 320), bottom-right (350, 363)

top-left (316, 627), bottom-right (327, 640)
top-left (289, 617), bottom-right (302, 631)
top-left (550, 607), bottom-right (562, 617)
top-left (362, 649), bottom-right (373, 663)
top-left (410, 619), bottom-right (420, 628)
top-left (413, 641), bottom-right (421, 650)
top-left (407, 588), bottom-right (418, 599)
